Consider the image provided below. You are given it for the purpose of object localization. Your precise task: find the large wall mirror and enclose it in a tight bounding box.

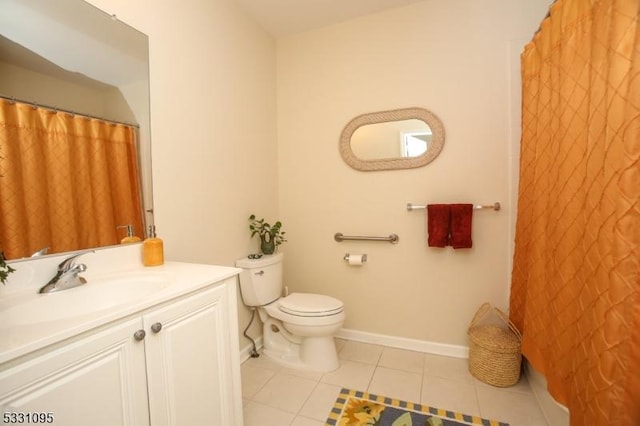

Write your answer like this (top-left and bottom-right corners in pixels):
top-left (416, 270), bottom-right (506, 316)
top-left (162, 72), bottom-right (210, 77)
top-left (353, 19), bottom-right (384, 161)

top-left (340, 107), bottom-right (445, 171)
top-left (0, 0), bottom-right (153, 260)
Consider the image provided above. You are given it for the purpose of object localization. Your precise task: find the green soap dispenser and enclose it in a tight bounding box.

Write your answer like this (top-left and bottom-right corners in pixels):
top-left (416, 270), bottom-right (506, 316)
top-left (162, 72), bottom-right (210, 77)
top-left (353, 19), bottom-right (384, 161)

top-left (117, 224), bottom-right (141, 244)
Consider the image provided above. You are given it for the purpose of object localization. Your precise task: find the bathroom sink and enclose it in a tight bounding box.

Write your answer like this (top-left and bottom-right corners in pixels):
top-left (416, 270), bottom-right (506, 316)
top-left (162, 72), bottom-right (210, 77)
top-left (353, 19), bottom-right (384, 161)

top-left (0, 270), bottom-right (173, 328)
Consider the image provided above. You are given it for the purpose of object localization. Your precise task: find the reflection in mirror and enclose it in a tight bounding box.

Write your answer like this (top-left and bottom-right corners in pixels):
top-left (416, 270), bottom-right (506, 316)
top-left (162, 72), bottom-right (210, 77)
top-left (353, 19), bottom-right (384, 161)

top-left (0, 0), bottom-right (152, 260)
top-left (340, 107), bottom-right (445, 171)
top-left (350, 119), bottom-right (432, 160)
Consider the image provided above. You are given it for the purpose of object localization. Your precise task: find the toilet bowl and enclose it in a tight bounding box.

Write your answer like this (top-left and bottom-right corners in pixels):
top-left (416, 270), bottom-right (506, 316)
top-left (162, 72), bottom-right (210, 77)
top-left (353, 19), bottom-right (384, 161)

top-left (236, 253), bottom-right (345, 372)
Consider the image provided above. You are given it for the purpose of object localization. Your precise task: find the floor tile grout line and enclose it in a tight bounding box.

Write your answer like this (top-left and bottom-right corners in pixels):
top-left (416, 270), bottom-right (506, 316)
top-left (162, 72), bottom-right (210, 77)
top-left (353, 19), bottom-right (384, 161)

top-left (243, 361), bottom-right (280, 403)
top-left (365, 364), bottom-right (379, 394)
top-left (287, 379), bottom-right (321, 426)
top-left (418, 357), bottom-right (426, 406)
top-left (472, 377), bottom-right (484, 419)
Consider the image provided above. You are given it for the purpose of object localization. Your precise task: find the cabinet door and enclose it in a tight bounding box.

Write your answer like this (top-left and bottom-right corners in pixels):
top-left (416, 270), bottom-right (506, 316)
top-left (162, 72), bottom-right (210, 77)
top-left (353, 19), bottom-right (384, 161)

top-left (0, 318), bottom-right (150, 426)
top-left (144, 280), bottom-right (241, 426)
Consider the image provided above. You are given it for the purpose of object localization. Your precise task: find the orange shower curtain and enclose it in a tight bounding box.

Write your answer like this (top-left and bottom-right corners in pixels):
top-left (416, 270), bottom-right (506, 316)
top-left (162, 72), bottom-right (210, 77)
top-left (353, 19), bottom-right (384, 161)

top-left (0, 99), bottom-right (144, 259)
top-left (510, 0), bottom-right (639, 424)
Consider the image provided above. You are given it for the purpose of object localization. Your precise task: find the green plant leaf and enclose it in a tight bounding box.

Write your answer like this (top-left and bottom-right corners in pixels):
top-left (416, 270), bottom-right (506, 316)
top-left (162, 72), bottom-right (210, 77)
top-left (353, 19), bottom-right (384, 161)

top-left (0, 251), bottom-right (16, 285)
top-left (248, 215), bottom-right (287, 250)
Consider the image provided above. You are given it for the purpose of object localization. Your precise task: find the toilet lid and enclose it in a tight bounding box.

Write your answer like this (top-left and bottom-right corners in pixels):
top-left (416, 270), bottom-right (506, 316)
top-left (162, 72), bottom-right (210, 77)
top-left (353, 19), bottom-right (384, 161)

top-left (279, 293), bottom-right (344, 317)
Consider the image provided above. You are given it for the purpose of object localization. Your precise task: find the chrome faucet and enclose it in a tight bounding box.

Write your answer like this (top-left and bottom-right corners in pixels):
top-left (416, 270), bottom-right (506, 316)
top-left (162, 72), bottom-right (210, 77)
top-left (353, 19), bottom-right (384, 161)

top-left (39, 250), bottom-right (95, 294)
top-left (31, 246), bottom-right (50, 257)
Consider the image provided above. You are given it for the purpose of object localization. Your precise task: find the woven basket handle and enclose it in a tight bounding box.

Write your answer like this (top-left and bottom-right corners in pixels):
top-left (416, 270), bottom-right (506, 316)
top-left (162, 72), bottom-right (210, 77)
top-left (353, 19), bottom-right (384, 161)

top-left (469, 303), bottom-right (523, 341)
top-left (494, 307), bottom-right (523, 341)
top-left (469, 302), bottom-right (492, 329)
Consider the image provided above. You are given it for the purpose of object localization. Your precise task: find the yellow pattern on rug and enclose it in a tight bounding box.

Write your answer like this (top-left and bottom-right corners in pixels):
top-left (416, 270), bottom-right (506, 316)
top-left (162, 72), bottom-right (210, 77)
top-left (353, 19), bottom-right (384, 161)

top-left (326, 388), bottom-right (508, 426)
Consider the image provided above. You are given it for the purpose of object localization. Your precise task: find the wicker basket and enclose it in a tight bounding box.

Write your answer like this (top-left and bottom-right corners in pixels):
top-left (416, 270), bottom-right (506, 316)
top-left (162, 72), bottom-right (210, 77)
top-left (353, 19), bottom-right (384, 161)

top-left (468, 303), bottom-right (522, 387)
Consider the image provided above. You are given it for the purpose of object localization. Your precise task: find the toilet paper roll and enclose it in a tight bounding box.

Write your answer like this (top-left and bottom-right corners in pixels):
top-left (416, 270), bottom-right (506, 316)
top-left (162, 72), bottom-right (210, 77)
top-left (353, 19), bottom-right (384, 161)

top-left (347, 254), bottom-right (366, 266)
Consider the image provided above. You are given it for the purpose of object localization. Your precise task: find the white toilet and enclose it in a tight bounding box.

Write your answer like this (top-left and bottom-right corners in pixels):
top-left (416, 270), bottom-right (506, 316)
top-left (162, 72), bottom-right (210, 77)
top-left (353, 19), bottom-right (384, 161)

top-left (235, 252), bottom-right (345, 372)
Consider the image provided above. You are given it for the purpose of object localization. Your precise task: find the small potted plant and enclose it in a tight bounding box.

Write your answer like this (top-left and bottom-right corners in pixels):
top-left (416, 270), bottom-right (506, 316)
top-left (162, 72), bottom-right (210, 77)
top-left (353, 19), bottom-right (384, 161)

top-left (248, 214), bottom-right (287, 255)
top-left (0, 250), bottom-right (15, 285)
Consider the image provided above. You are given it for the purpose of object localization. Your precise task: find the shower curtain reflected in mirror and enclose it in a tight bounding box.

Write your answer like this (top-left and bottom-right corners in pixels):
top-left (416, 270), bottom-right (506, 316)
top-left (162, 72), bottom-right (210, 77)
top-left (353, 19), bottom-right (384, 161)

top-left (510, 1), bottom-right (639, 425)
top-left (0, 99), bottom-right (144, 259)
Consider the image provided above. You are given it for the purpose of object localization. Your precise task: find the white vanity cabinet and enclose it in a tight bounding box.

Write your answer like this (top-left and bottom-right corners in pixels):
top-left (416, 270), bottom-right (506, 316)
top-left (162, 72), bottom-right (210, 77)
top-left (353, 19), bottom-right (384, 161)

top-left (0, 317), bottom-right (150, 426)
top-left (0, 276), bottom-right (243, 426)
top-left (143, 280), bottom-right (241, 426)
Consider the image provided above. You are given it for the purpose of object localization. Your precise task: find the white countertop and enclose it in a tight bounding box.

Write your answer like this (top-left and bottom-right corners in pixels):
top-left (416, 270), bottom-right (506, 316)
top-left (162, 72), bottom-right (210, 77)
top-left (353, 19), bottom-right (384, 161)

top-left (0, 260), bottom-right (240, 365)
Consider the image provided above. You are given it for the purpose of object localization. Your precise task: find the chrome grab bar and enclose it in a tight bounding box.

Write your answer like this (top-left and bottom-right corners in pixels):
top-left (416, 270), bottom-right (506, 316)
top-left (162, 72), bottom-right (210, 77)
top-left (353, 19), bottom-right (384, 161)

top-left (334, 233), bottom-right (399, 244)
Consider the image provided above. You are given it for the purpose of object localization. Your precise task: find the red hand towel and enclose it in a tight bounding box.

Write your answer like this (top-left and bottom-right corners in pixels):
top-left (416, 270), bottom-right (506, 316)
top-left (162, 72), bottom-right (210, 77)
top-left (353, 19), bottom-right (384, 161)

top-left (449, 204), bottom-right (473, 249)
top-left (427, 204), bottom-right (450, 247)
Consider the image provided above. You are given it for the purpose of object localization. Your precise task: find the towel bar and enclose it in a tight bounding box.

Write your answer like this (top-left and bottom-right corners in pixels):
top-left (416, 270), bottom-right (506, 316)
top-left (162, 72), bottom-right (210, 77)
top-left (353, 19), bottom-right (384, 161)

top-left (334, 233), bottom-right (399, 244)
top-left (406, 202), bottom-right (501, 211)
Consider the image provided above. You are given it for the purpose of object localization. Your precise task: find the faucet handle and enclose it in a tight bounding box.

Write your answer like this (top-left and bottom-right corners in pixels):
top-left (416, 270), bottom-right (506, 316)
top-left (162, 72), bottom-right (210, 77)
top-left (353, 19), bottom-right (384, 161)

top-left (58, 250), bottom-right (95, 271)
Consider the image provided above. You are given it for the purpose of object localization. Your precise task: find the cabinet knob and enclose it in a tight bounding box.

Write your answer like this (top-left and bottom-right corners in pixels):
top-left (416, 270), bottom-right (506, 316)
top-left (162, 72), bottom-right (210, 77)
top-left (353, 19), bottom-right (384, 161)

top-left (151, 322), bottom-right (163, 333)
top-left (133, 329), bottom-right (146, 341)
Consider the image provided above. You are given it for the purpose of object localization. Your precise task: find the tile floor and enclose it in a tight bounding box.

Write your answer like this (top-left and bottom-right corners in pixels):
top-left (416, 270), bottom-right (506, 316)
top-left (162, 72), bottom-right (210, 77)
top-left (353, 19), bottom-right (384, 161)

top-left (241, 339), bottom-right (548, 426)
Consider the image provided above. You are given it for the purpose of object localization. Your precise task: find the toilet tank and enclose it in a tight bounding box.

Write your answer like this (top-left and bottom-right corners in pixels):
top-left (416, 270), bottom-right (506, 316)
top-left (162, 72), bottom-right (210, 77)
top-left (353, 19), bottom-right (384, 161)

top-left (235, 252), bottom-right (284, 307)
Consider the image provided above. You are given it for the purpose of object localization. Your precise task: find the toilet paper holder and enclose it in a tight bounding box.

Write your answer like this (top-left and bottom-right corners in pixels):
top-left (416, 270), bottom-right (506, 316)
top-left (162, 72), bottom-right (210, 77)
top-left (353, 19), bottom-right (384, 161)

top-left (344, 253), bottom-right (367, 263)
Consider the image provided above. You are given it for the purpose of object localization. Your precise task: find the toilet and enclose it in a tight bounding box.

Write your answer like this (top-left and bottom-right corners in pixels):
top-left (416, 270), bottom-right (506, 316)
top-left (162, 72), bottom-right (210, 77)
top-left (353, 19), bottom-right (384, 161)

top-left (235, 252), bottom-right (345, 372)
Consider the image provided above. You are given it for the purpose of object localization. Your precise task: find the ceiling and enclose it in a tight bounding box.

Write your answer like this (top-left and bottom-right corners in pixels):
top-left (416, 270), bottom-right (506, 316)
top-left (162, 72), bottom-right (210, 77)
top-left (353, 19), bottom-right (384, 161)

top-left (2, 0), bottom-right (425, 88)
top-left (235, 0), bottom-right (426, 37)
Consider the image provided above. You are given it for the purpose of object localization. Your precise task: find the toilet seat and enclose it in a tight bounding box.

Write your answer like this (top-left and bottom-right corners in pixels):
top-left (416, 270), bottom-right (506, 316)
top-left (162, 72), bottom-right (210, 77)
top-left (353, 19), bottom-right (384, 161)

top-left (278, 293), bottom-right (344, 317)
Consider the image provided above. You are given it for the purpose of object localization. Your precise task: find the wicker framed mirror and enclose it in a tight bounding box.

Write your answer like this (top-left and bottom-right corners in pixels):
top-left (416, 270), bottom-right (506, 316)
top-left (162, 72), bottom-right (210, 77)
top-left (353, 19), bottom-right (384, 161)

top-left (339, 107), bottom-right (445, 171)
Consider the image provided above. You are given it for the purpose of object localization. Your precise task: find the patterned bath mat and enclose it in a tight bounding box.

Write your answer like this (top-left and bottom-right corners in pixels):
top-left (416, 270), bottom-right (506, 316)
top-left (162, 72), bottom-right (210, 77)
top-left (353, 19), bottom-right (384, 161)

top-left (326, 388), bottom-right (509, 426)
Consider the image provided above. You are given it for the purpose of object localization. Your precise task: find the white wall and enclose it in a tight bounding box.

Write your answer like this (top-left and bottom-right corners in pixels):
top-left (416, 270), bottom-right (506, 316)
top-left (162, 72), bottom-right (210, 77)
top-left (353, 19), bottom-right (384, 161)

top-left (81, 0), bottom-right (552, 351)
top-left (276, 0), bottom-right (551, 347)
top-left (84, 0), bottom-right (278, 348)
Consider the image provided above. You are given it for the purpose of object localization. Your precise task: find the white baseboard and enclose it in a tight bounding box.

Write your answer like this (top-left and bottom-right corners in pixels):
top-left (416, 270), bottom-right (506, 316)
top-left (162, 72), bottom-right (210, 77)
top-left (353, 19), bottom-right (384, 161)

top-left (238, 329), bottom-right (469, 363)
top-left (336, 328), bottom-right (469, 359)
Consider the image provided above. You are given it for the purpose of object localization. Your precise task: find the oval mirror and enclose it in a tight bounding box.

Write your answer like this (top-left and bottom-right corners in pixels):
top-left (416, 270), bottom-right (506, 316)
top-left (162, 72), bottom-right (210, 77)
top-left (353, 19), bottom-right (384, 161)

top-left (340, 107), bottom-right (445, 171)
